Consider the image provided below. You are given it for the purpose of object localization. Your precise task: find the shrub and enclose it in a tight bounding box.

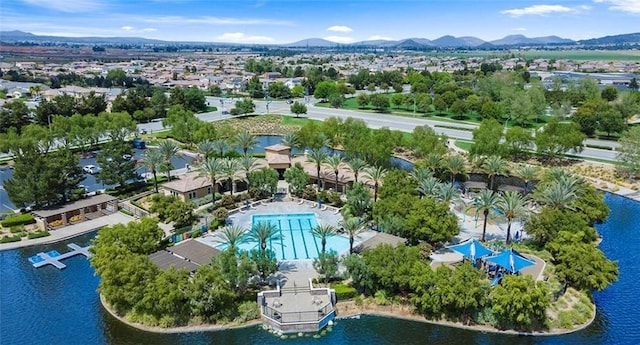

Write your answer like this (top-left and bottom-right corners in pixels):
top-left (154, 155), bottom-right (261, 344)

top-left (234, 301), bottom-right (259, 323)
top-left (333, 283), bottom-right (358, 300)
top-left (218, 195), bottom-right (237, 209)
top-left (27, 231), bottom-right (50, 239)
top-left (1, 213), bottom-right (35, 228)
top-left (10, 225), bottom-right (25, 233)
top-left (210, 218), bottom-right (223, 230)
top-left (327, 192), bottom-right (343, 207)
top-left (0, 235), bottom-right (22, 243)
top-left (301, 186), bottom-right (317, 201)
top-left (213, 207), bottom-right (229, 221)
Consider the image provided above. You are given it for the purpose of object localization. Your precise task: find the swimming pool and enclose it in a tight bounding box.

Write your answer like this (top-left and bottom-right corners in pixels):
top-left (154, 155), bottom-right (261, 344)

top-left (230, 213), bottom-right (350, 260)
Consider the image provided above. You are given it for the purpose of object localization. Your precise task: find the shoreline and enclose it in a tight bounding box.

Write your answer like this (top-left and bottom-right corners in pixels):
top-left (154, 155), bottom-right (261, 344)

top-left (99, 294), bottom-right (263, 334)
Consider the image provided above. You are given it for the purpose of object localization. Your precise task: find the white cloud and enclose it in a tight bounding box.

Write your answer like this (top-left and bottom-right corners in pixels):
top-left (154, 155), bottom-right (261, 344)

top-left (120, 26), bottom-right (134, 31)
top-left (501, 4), bottom-right (578, 17)
top-left (216, 32), bottom-right (275, 43)
top-left (21, 0), bottom-right (103, 13)
top-left (595, 0), bottom-right (640, 13)
top-left (140, 15), bottom-right (292, 26)
top-left (324, 35), bottom-right (354, 44)
top-left (513, 27), bottom-right (527, 32)
top-left (142, 28), bottom-right (157, 32)
top-left (367, 35), bottom-right (394, 41)
top-left (327, 25), bottom-right (353, 33)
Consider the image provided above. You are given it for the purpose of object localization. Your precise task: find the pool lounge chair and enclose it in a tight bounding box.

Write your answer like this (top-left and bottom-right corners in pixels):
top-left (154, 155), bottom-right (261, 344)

top-left (310, 203), bottom-right (318, 208)
top-left (321, 205), bottom-right (328, 211)
top-left (298, 199), bottom-right (305, 205)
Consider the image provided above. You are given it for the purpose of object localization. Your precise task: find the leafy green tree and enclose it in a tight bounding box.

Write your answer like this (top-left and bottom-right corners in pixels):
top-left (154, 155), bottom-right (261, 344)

top-left (328, 92), bottom-right (345, 108)
top-left (490, 275), bottom-right (550, 330)
top-left (214, 250), bottom-right (255, 294)
top-left (314, 81), bottom-right (337, 101)
top-left (0, 99), bottom-right (31, 133)
top-left (151, 88), bottom-right (168, 119)
top-left (601, 85), bottom-right (618, 102)
top-left (183, 87), bottom-right (207, 113)
top-left (450, 99), bottom-right (467, 119)
top-left (290, 101), bottom-right (307, 117)
top-left (480, 99), bottom-right (503, 120)
top-left (96, 141), bottom-right (137, 189)
top-left (75, 91), bottom-right (107, 115)
top-left (284, 162), bottom-right (309, 196)
top-left (247, 168), bottom-right (278, 198)
top-left (598, 109), bottom-right (626, 137)
top-left (250, 249), bottom-right (279, 284)
top-left (505, 126), bottom-right (533, 160)
top-left (188, 263), bottom-right (237, 322)
top-left (370, 93), bottom-right (390, 112)
top-left (535, 118), bottom-right (585, 159)
top-left (313, 251), bottom-right (339, 283)
top-left (357, 93), bottom-right (370, 108)
top-left (403, 197), bottom-right (459, 244)
top-left (163, 104), bottom-right (201, 144)
top-left (140, 267), bottom-right (191, 324)
top-left (525, 207), bottom-right (598, 247)
top-left (617, 126), bottom-right (640, 179)
top-left (471, 119), bottom-right (506, 157)
top-left (97, 111), bottom-right (137, 143)
top-left (409, 126), bottom-right (448, 158)
top-left (232, 98), bottom-right (255, 115)
top-left (546, 231), bottom-right (619, 291)
top-left (267, 81), bottom-right (291, 99)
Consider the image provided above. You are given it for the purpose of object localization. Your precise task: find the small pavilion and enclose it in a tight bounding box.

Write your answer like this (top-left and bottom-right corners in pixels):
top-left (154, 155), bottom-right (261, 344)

top-left (265, 144), bottom-right (291, 178)
top-left (32, 194), bottom-right (118, 230)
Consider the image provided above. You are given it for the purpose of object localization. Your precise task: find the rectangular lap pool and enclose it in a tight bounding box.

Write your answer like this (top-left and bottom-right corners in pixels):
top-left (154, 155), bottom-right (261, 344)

top-left (235, 213), bottom-right (349, 261)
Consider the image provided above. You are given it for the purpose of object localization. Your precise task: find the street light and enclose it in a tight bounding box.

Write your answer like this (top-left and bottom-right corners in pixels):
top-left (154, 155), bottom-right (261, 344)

top-left (47, 114), bottom-right (54, 130)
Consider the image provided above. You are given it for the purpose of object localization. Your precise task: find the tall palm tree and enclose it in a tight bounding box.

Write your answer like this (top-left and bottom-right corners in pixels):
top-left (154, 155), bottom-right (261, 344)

top-left (324, 154), bottom-right (345, 193)
top-left (197, 157), bottom-right (224, 202)
top-left (158, 140), bottom-right (181, 181)
top-left (365, 166), bottom-right (387, 202)
top-left (482, 155), bottom-right (507, 191)
top-left (307, 148), bottom-right (329, 190)
top-left (247, 221), bottom-right (281, 251)
top-left (497, 191), bottom-right (529, 244)
top-left (281, 132), bottom-right (299, 158)
top-left (216, 225), bottom-right (247, 252)
top-left (235, 130), bottom-right (258, 156)
top-left (239, 155), bottom-right (259, 192)
top-left (436, 182), bottom-right (461, 204)
top-left (473, 189), bottom-right (501, 242)
top-left (416, 175), bottom-right (441, 198)
top-left (515, 164), bottom-right (540, 195)
top-left (346, 157), bottom-right (368, 183)
top-left (220, 158), bottom-right (242, 195)
top-left (212, 138), bottom-right (229, 158)
top-left (340, 217), bottom-right (365, 254)
top-left (443, 154), bottom-right (467, 183)
top-left (533, 181), bottom-right (578, 210)
top-left (196, 140), bottom-right (216, 162)
top-left (311, 224), bottom-right (337, 254)
top-left (139, 149), bottom-right (164, 193)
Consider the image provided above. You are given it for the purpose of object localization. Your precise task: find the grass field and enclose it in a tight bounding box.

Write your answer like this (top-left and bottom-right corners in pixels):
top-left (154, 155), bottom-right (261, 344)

top-left (418, 50), bottom-right (640, 61)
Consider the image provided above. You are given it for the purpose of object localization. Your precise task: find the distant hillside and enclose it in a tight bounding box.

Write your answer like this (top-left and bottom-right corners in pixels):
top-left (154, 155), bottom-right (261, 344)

top-left (578, 33), bottom-right (640, 45)
top-left (285, 38), bottom-right (337, 47)
top-left (0, 30), bottom-right (167, 45)
top-left (431, 35), bottom-right (486, 47)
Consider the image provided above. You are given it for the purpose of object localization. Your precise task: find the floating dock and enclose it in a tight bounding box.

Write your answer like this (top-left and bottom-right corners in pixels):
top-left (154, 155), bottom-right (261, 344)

top-left (28, 243), bottom-right (92, 269)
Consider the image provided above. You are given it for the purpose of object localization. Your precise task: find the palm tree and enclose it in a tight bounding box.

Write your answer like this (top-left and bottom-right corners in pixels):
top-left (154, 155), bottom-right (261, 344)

top-left (158, 140), bottom-right (181, 181)
top-left (247, 221), bottom-right (281, 251)
top-left (307, 148), bottom-right (329, 190)
top-left (515, 164), bottom-right (540, 195)
top-left (346, 158), bottom-right (368, 183)
top-left (235, 130), bottom-right (258, 156)
top-left (365, 166), bottom-right (387, 202)
top-left (197, 157), bottom-right (224, 202)
top-left (324, 154), bottom-right (345, 193)
top-left (340, 217), bottom-right (365, 254)
top-left (473, 189), bottom-right (501, 242)
top-left (311, 224), bottom-right (337, 254)
top-left (416, 175), bottom-right (441, 198)
top-left (436, 182), bottom-right (461, 204)
top-left (216, 225), bottom-right (247, 252)
top-left (497, 191), bottom-right (529, 244)
top-left (196, 140), bottom-right (216, 162)
top-left (220, 158), bottom-right (242, 195)
top-left (139, 149), bottom-right (164, 193)
top-left (424, 152), bottom-right (443, 174)
top-left (239, 155), bottom-right (259, 192)
top-left (212, 138), bottom-right (229, 158)
top-left (410, 166), bottom-right (433, 183)
top-left (482, 155), bottom-right (507, 191)
top-left (281, 132), bottom-right (299, 158)
top-left (443, 154), bottom-right (467, 184)
top-left (533, 181), bottom-right (578, 210)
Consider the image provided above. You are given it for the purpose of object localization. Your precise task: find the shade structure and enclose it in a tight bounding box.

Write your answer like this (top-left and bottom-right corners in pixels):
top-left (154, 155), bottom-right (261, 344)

top-left (447, 238), bottom-right (494, 262)
top-left (484, 248), bottom-right (536, 274)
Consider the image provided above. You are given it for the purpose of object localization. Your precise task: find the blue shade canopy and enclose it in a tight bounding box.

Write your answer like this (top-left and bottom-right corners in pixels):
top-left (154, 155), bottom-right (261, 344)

top-left (484, 248), bottom-right (536, 273)
top-left (447, 238), bottom-right (494, 262)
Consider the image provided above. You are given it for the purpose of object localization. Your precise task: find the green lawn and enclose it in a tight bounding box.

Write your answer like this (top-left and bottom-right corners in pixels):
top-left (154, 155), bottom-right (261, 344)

top-left (281, 115), bottom-right (322, 126)
top-left (454, 140), bottom-right (474, 151)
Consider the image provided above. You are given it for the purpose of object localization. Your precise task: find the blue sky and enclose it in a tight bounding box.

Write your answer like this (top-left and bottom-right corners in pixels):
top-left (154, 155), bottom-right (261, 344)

top-left (1, 0), bottom-right (639, 43)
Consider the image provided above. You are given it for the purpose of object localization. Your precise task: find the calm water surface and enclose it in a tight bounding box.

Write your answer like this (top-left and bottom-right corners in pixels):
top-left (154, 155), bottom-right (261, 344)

top-left (1, 193), bottom-right (638, 345)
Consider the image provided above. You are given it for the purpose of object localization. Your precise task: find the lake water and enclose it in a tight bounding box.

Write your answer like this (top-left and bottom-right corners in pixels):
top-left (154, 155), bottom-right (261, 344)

top-left (0, 192), bottom-right (638, 344)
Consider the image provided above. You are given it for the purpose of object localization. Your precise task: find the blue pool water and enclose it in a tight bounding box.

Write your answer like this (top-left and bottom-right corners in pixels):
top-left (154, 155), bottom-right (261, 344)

top-left (46, 250), bottom-right (61, 257)
top-left (229, 213), bottom-right (350, 260)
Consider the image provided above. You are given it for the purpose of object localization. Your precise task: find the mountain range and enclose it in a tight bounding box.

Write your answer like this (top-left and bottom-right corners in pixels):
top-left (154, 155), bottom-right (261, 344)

top-left (1, 30), bottom-right (640, 48)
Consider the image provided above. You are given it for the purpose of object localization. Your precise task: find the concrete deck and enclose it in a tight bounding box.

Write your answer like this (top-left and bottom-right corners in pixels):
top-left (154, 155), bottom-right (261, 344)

top-left (31, 243), bottom-right (92, 269)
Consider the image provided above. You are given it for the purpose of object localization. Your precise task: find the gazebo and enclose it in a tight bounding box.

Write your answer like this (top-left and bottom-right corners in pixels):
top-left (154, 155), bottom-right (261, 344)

top-left (447, 238), bottom-right (494, 263)
top-left (484, 248), bottom-right (536, 274)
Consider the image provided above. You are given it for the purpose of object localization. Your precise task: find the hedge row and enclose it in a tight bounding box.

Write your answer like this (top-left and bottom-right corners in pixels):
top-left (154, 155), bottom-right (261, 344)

top-left (333, 283), bottom-right (358, 300)
top-left (0, 235), bottom-right (22, 243)
top-left (27, 231), bottom-right (50, 239)
top-left (1, 213), bottom-right (35, 228)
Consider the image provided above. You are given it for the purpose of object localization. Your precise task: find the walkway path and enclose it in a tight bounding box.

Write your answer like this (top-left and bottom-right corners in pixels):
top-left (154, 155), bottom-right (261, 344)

top-left (0, 212), bottom-right (135, 251)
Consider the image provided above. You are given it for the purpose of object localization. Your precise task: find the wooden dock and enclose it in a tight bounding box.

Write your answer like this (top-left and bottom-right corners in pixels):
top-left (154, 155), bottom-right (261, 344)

top-left (31, 243), bottom-right (92, 269)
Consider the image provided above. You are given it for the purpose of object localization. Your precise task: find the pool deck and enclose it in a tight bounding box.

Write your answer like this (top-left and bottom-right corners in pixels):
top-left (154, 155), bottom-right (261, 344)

top-left (30, 243), bottom-right (92, 269)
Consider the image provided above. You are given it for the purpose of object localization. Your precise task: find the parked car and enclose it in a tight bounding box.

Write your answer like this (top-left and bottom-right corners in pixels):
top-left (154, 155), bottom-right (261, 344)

top-left (83, 165), bottom-right (100, 174)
